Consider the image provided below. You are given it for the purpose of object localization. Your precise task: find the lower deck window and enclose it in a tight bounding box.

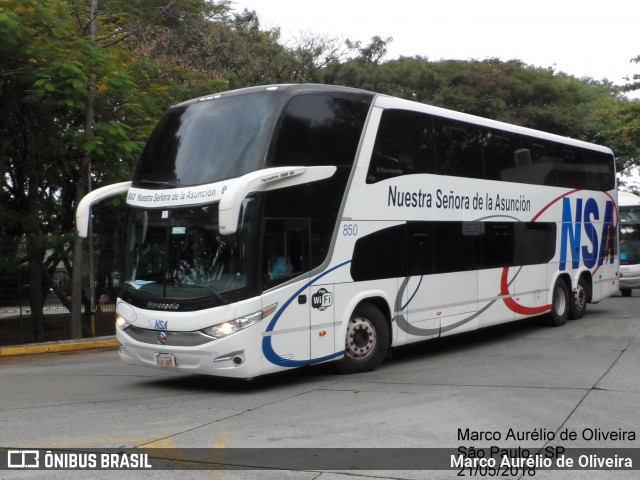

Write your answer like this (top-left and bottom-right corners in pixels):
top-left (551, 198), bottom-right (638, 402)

top-left (351, 221), bottom-right (556, 281)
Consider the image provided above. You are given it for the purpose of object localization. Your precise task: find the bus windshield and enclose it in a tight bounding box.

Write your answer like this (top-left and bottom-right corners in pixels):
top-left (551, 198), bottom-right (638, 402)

top-left (620, 207), bottom-right (640, 265)
top-left (133, 92), bottom-right (280, 187)
top-left (122, 199), bottom-right (256, 306)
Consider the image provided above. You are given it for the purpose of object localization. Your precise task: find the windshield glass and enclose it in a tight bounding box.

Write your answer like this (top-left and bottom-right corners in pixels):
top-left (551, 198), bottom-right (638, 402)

top-left (620, 207), bottom-right (640, 265)
top-left (134, 92), bottom-right (280, 186)
top-left (123, 199), bottom-right (256, 307)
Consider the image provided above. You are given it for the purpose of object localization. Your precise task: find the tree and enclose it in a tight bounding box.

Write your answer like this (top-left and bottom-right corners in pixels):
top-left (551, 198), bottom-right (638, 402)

top-left (0, 0), bottom-right (225, 339)
top-left (0, 0), bottom-right (138, 338)
top-left (346, 35), bottom-right (393, 65)
top-left (321, 55), bottom-right (639, 157)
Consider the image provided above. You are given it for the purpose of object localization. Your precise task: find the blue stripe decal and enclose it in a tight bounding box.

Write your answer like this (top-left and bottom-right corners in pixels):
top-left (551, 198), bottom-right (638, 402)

top-left (262, 260), bottom-right (351, 367)
top-left (401, 275), bottom-right (423, 311)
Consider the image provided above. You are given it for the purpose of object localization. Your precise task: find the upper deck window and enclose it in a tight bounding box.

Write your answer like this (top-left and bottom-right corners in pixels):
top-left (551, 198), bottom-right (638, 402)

top-left (366, 108), bottom-right (615, 190)
top-left (270, 94), bottom-right (371, 168)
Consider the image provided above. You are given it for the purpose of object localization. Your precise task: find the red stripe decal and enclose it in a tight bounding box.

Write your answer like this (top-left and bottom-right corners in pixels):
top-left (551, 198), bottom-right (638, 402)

top-left (530, 188), bottom-right (581, 222)
top-left (500, 267), bottom-right (551, 315)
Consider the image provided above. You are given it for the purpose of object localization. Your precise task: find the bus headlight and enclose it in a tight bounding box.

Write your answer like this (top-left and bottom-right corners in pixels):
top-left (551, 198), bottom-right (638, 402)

top-left (201, 303), bottom-right (277, 339)
top-left (115, 314), bottom-right (130, 330)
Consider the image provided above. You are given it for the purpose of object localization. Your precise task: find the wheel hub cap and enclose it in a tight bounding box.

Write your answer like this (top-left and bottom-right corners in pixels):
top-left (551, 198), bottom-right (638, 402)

top-left (346, 317), bottom-right (376, 359)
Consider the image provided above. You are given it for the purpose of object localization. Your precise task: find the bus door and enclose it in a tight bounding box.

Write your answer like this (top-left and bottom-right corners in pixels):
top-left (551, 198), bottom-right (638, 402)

top-left (408, 222), bottom-right (478, 335)
top-left (512, 222), bottom-right (556, 318)
top-left (404, 222), bottom-right (478, 340)
top-left (402, 223), bottom-right (439, 341)
top-left (262, 219), bottom-right (312, 363)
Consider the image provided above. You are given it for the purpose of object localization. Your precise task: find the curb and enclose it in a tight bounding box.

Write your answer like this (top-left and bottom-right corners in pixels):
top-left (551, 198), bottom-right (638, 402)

top-left (0, 336), bottom-right (118, 357)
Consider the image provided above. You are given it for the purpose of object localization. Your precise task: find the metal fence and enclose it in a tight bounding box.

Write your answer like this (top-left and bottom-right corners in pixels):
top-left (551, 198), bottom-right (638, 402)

top-left (0, 234), bottom-right (120, 347)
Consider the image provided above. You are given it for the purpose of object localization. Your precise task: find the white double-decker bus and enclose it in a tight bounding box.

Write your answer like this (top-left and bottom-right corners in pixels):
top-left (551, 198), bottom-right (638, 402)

top-left (77, 84), bottom-right (618, 378)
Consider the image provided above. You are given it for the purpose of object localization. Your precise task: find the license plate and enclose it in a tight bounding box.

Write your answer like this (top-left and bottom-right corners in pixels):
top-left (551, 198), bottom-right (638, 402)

top-left (154, 353), bottom-right (176, 367)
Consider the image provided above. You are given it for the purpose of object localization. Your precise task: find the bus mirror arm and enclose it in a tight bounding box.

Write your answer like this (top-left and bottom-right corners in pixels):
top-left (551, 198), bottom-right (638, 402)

top-left (218, 166), bottom-right (337, 235)
top-left (75, 181), bottom-right (132, 238)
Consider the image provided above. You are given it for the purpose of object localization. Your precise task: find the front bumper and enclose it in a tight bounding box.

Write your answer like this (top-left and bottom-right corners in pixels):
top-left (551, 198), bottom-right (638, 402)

top-left (116, 327), bottom-right (262, 378)
top-left (619, 265), bottom-right (640, 290)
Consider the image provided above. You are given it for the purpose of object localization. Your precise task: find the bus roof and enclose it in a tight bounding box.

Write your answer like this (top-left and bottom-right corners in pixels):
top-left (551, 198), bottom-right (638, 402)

top-left (619, 190), bottom-right (640, 207)
top-left (179, 83), bottom-right (613, 156)
top-left (373, 94), bottom-right (614, 155)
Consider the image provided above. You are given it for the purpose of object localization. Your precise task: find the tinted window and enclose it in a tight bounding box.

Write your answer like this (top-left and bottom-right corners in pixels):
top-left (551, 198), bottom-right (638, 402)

top-left (433, 118), bottom-right (484, 179)
top-left (483, 130), bottom-right (517, 181)
top-left (351, 224), bottom-right (407, 281)
top-left (262, 218), bottom-right (310, 289)
top-left (407, 222), bottom-right (435, 275)
top-left (515, 223), bottom-right (556, 265)
top-left (262, 94), bottom-right (370, 289)
top-left (367, 110), bottom-right (435, 183)
top-left (271, 94), bottom-right (370, 167)
top-left (619, 208), bottom-right (640, 264)
top-left (121, 201), bottom-right (259, 310)
top-left (261, 173), bottom-right (345, 290)
top-left (134, 92), bottom-right (279, 186)
top-left (366, 110), bottom-right (615, 191)
top-left (351, 221), bottom-right (556, 281)
top-left (556, 146), bottom-right (583, 189)
top-left (434, 221), bottom-right (477, 273)
top-left (569, 149), bottom-right (615, 190)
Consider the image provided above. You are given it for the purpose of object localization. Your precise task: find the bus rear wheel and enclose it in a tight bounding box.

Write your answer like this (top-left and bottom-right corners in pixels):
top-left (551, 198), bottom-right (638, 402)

top-left (569, 276), bottom-right (589, 320)
top-left (548, 278), bottom-right (569, 326)
top-left (336, 303), bottom-right (389, 374)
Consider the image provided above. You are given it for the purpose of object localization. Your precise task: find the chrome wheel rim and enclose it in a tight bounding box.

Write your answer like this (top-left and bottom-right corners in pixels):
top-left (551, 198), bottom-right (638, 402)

top-left (345, 316), bottom-right (376, 359)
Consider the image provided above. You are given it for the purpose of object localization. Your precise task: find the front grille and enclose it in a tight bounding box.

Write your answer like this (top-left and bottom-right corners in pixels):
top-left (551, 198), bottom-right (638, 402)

top-left (124, 325), bottom-right (216, 347)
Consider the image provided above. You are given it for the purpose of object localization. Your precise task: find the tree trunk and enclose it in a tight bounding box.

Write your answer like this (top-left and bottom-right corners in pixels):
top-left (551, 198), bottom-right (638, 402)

top-left (26, 237), bottom-right (45, 342)
top-left (71, 0), bottom-right (98, 339)
top-left (25, 160), bottom-right (46, 341)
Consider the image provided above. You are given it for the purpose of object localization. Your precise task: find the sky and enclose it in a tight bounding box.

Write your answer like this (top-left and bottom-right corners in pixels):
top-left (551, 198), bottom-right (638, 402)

top-left (234, 0), bottom-right (639, 91)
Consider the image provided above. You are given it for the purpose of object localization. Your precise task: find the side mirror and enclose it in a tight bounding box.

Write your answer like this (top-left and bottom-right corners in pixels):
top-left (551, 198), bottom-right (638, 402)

top-left (218, 166), bottom-right (336, 235)
top-left (75, 181), bottom-right (132, 237)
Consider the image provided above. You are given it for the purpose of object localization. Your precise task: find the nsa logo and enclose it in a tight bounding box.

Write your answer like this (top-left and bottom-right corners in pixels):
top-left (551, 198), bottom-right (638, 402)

top-left (155, 320), bottom-right (168, 330)
top-left (311, 288), bottom-right (333, 311)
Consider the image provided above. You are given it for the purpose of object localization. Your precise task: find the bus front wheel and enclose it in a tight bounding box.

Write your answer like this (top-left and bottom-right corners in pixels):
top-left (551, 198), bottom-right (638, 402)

top-left (336, 303), bottom-right (389, 374)
top-left (548, 278), bottom-right (570, 327)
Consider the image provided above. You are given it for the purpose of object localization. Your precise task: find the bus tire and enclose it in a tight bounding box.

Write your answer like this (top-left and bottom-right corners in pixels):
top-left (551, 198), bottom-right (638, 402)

top-left (569, 276), bottom-right (589, 320)
top-left (548, 278), bottom-right (570, 327)
top-left (336, 303), bottom-right (389, 374)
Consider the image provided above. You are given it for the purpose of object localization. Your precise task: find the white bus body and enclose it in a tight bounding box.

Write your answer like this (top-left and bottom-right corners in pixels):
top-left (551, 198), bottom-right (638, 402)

top-left (77, 84), bottom-right (619, 378)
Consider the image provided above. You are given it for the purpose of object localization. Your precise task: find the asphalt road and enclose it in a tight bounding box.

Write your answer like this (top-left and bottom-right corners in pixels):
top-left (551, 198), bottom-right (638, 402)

top-left (1, 293), bottom-right (639, 480)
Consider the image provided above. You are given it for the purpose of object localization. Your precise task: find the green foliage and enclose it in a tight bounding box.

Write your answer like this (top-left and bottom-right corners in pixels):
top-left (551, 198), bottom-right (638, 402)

top-left (0, 0), bottom-right (229, 321)
top-left (321, 56), bottom-right (640, 167)
top-left (0, 0), bottom-right (228, 231)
